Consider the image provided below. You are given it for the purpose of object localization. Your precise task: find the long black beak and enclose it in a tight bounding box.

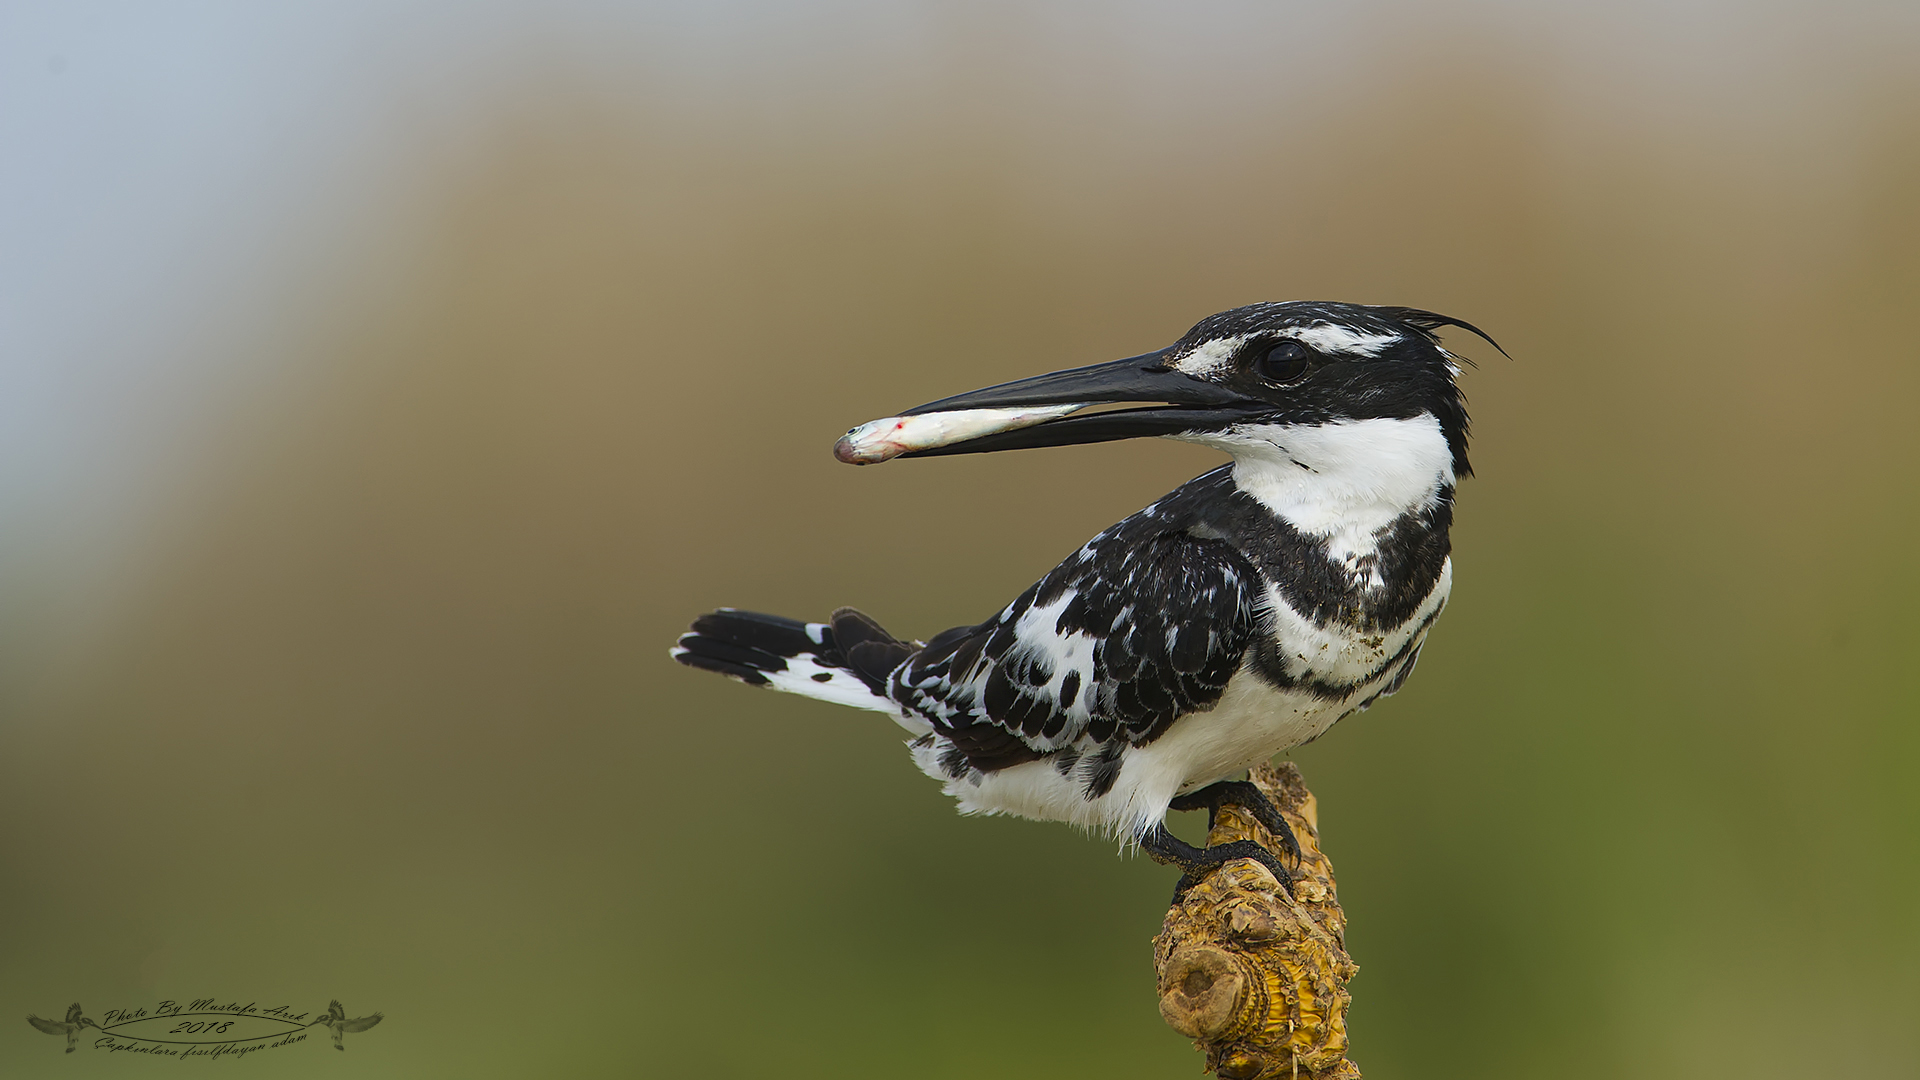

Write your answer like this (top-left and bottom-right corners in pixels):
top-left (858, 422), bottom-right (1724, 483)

top-left (834, 348), bottom-right (1264, 462)
top-left (900, 348), bottom-right (1229, 414)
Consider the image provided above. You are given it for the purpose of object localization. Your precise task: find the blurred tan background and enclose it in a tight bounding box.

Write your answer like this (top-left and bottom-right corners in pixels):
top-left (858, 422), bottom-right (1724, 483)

top-left (3, 2), bottom-right (1917, 1077)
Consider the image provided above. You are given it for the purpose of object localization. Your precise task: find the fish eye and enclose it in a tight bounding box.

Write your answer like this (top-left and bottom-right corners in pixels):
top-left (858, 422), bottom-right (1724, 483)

top-left (1255, 340), bottom-right (1313, 386)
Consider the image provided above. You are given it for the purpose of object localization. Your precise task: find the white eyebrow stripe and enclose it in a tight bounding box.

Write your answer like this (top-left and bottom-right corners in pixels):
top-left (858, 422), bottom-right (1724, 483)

top-left (1283, 324), bottom-right (1404, 357)
top-left (1169, 335), bottom-right (1246, 377)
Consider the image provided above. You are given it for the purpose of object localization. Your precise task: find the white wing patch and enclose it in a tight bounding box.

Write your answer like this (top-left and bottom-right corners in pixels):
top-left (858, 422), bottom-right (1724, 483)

top-left (1005, 589), bottom-right (1099, 746)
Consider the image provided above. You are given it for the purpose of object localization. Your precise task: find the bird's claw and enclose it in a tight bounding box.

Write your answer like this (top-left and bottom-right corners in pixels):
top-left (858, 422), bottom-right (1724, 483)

top-left (1141, 822), bottom-right (1296, 906)
top-left (1169, 778), bottom-right (1304, 865)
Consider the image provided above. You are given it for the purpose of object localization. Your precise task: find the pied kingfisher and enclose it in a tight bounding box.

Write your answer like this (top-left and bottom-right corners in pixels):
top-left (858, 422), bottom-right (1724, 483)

top-left (673, 302), bottom-right (1497, 893)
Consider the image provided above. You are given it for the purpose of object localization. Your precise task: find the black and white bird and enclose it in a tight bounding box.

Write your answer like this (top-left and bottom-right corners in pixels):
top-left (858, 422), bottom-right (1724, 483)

top-left (27, 1002), bottom-right (99, 1053)
top-left (673, 301), bottom-right (1495, 893)
top-left (307, 1000), bottom-right (382, 1051)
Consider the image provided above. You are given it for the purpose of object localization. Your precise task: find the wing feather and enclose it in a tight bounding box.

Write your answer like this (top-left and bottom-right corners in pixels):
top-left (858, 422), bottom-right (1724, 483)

top-left (340, 1014), bottom-right (383, 1034)
top-left (888, 468), bottom-right (1257, 773)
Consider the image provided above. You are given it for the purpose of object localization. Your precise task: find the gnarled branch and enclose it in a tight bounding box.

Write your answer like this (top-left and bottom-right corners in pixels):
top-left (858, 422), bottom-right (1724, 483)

top-left (1153, 762), bottom-right (1359, 1079)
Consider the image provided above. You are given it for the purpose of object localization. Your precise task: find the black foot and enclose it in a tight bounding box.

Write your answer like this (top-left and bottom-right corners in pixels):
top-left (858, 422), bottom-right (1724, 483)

top-left (1139, 824), bottom-right (1293, 903)
top-left (1169, 779), bottom-right (1304, 865)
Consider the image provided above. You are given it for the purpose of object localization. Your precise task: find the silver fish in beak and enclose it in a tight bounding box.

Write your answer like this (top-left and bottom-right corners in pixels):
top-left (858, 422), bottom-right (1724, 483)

top-left (833, 404), bottom-right (1089, 464)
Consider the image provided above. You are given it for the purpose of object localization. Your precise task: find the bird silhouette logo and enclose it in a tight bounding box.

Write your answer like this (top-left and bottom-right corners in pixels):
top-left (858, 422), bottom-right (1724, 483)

top-left (27, 1002), bottom-right (98, 1053)
top-left (306, 999), bottom-right (382, 1050)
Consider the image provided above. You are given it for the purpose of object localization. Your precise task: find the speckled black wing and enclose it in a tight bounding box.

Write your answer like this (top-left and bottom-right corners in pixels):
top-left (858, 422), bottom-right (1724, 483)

top-left (890, 479), bottom-right (1259, 774)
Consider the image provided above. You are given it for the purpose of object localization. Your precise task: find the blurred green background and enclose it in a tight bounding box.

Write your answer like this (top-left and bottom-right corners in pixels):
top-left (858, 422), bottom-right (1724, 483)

top-left (3, 3), bottom-right (1917, 1077)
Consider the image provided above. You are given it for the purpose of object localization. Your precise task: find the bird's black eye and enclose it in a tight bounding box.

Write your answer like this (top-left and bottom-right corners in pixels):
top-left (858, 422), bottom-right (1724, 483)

top-left (1255, 340), bottom-right (1313, 385)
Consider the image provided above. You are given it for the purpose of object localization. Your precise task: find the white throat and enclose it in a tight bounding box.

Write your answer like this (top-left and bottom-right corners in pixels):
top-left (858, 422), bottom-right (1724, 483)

top-left (1175, 413), bottom-right (1454, 567)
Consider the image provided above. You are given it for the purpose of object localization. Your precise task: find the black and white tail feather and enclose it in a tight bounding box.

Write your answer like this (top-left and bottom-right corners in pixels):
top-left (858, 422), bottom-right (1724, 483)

top-left (672, 608), bottom-right (925, 723)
